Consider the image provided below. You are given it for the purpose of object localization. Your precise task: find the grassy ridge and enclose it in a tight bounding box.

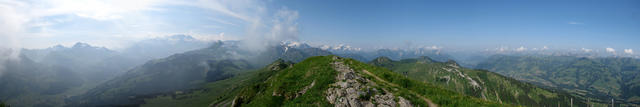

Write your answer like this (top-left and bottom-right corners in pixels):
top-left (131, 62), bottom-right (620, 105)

top-left (344, 57), bottom-right (505, 107)
top-left (232, 56), bottom-right (337, 106)
top-left (143, 56), bottom-right (509, 106)
top-left (369, 56), bottom-right (590, 106)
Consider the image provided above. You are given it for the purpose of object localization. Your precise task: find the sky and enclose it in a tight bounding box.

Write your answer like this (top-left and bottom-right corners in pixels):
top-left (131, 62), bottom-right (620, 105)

top-left (0, 0), bottom-right (638, 53)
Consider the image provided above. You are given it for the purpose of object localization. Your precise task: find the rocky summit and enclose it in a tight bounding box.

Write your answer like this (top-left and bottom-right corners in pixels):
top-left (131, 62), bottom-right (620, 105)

top-left (326, 57), bottom-right (413, 107)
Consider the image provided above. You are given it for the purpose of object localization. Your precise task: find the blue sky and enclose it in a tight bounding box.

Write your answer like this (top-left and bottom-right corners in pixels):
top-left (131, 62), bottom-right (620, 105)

top-left (283, 0), bottom-right (640, 50)
top-left (0, 0), bottom-right (638, 53)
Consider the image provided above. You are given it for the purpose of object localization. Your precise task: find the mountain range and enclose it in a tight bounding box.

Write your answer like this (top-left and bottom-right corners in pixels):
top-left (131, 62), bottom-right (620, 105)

top-left (67, 41), bottom-right (332, 106)
top-left (139, 56), bottom-right (506, 107)
top-left (1, 37), bottom-right (639, 107)
top-left (0, 35), bottom-right (215, 107)
top-left (476, 55), bottom-right (640, 106)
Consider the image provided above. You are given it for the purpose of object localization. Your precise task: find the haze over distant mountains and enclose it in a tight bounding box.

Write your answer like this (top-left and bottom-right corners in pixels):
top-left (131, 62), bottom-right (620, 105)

top-left (0, 35), bottom-right (214, 106)
top-left (476, 55), bottom-right (640, 105)
top-left (0, 0), bottom-right (638, 107)
top-left (0, 34), bottom-right (639, 107)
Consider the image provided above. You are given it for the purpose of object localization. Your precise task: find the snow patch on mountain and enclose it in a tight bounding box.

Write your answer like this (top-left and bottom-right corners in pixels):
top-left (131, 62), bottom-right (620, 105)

top-left (319, 44), bottom-right (362, 53)
top-left (280, 41), bottom-right (312, 49)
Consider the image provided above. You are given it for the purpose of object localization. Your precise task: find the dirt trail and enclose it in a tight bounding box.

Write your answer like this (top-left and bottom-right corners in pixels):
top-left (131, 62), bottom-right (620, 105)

top-left (361, 70), bottom-right (438, 107)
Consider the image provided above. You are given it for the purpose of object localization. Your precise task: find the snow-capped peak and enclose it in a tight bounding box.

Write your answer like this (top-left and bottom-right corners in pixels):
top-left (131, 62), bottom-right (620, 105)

top-left (280, 41), bottom-right (312, 49)
top-left (320, 44), bottom-right (362, 52)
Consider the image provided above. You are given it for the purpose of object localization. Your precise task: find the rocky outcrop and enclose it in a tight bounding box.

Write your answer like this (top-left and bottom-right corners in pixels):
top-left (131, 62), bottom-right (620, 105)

top-left (442, 66), bottom-right (481, 90)
top-left (325, 56), bottom-right (413, 107)
top-left (442, 64), bottom-right (486, 100)
top-left (296, 80), bottom-right (316, 98)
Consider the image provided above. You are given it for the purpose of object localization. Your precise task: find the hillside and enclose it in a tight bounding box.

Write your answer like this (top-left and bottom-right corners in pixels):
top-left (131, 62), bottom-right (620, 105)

top-left (476, 55), bottom-right (640, 105)
top-left (142, 56), bottom-right (505, 107)
top-left (370, 56), bottom-right (592, 106)
top-left (67, 42), bottom-right (332, 106)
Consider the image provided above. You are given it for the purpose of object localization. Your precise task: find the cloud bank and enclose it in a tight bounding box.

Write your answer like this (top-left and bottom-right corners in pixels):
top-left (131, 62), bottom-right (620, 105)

top-left (1, 0), bottom-right (301, 49)
top-left (0, 0), bottom-right (168, 47)
top-left (568, 21), bottom-right (583, 25)
top-left (516, 46), bottom-right (527, 52)
top-left (606, 48), bottom-right (616, 53)
top-left (0, 0), bottom-right (304, 76)
top-left (624, 49), bottom-right (633, 54)
top-left (242, 7), bottom-right (300, 52)
top-left (581, 48), bottom-right (593, 52)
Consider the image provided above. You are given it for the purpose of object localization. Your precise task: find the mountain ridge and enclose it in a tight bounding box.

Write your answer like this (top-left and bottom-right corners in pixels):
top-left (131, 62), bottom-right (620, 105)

top-left (143, 55), bottom-right (506, 107)
top-left (476, 55), bottom-right (640, 106)
top-left (370, 56), bottom-right (592, 106)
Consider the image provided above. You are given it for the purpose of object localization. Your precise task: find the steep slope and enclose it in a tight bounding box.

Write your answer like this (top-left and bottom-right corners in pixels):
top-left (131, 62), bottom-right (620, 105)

top-left (369, 56), bottom-right (591, 106)
top-left (143, 56), bottom-right (505, 107)
top-left (476, 55), bottom-right (640, 105)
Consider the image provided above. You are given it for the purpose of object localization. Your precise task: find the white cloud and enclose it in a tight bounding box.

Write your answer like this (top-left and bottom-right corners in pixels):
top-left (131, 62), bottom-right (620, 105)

top-left (531, 48), bottom-right (539, 51)
top-left (187, 0), bottom-right (262, 22)
top-left (624, 49), bottom-right (633, 54)
top-left (0, 1), bottom-right (30, 61)
top-left (48, 0), bottom-right (167, 20)
top-left (0, 0), bottom-right (171, 50)
top-left (516, 46), bottom-right (527, 52)
top-left (0, 0), bottom-right (295, 66)
top-left (1, 0), bottom-right (166, 22)
top-left (269, 8), bottom-right (299, 41)
top-left (208, 17), bottom-right (238, 26)
top-left (189, 32), bottom-right (238, 42)
top-left (427, 45), bottom-right (442, 50)
top-left (606, 48), bottom-right (616, 53)
top-left (138, 0), bottom-right (298, 52)
top-left (497, 47), bottom-right (507, 52)
top-left (568, 21), bottom-right (583, 25)
top-left (0, 0), bottom-right (283, 49)
top-left (241, 7), bottom-right (300, 51)
top-left (0, 48), bottom-right (21, 78)
top-left (581, 48), bottom-right (593, 52)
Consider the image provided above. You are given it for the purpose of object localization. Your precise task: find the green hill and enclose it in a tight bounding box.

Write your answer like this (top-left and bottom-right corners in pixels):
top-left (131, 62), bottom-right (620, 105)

top-left (142, 56), bottom-right (505, 107)
top-left (476, 55), bottom-right (640, 106)
top-left (369, 56), bottom-right (592, 106)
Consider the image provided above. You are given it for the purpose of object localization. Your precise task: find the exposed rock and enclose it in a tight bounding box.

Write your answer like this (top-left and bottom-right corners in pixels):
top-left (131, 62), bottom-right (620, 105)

top-left (437, 75), bottom-right (451, 83)
top-left (442, 67), bottom-right (482, 90)
top-left (442, 66), bottom-right (487, 101)
top-left (296, 80), bottom-right (316, 98)
top-left (325, 58), bottom-right (412, 107)
top-left (397, 97), bottom-right (413, 107)
top-left (372, 92), bottom-right (396, 107)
